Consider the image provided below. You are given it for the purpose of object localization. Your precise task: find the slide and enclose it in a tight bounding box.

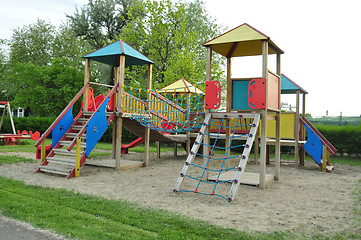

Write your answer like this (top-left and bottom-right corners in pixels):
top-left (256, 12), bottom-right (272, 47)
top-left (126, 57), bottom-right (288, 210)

top-left (121, 137), bottom-right (144, 154)
top-left (300, 117), bottom-right (337, 172)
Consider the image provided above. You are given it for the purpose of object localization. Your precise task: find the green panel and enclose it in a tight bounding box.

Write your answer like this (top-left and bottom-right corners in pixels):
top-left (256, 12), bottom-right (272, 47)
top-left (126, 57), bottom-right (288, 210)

top-left (232, 80), bottom-right (252, 110)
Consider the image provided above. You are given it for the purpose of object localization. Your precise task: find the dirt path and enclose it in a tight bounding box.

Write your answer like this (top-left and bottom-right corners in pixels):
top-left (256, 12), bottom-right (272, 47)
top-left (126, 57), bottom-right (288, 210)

top-left (0, 151), bottom-right (360, 234)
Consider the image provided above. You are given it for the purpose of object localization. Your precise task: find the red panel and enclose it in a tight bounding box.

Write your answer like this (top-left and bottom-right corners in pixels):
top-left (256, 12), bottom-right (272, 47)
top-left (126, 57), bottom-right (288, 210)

top-left (248, 78), bottom-right (266, 109)
top-left (205, 81), bottom-right (221, 109)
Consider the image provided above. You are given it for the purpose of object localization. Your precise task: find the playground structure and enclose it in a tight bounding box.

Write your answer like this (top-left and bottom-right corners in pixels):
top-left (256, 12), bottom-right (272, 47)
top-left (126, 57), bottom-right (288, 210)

top-left (33, 23), bottom-right (337, 201)
top-left (0, 101), bottom-right (39, 145)
top-left (34, 40), bottom-right (204, 178)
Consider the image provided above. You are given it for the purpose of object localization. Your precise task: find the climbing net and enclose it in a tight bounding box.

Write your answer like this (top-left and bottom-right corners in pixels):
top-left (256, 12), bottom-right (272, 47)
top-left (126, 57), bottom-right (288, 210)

top-left (121, 84), bottom-right (205, 133)
top-left (174, 113), bottom-right (260, 201)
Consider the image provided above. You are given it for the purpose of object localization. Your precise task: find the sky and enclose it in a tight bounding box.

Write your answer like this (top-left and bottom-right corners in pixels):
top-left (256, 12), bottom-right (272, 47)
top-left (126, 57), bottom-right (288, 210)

top-left (1, 0), bottom-right (360, 117)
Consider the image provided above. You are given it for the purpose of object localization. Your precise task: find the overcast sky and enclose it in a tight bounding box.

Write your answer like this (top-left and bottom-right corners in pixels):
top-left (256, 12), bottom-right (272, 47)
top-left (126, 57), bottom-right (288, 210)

top-left (1, 0), bottom-right (360, 117)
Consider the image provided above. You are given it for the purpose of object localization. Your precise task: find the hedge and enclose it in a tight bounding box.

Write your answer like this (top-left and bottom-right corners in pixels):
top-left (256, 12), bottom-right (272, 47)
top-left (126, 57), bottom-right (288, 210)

top-left (315, 124), bottom-right (361, 155)
top-left (0, 116), bottom-right (137, 143)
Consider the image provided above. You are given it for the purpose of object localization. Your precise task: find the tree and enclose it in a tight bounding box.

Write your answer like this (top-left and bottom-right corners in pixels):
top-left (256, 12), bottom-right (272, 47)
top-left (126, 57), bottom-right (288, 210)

top-left (67, 0), bottom-right (143, 48)
top-left (121, 0), bottom-right (224, 89)
top-left (9, 19), bottom-right (55, 66)
top-left (10, 58), bottom-right (84, 116)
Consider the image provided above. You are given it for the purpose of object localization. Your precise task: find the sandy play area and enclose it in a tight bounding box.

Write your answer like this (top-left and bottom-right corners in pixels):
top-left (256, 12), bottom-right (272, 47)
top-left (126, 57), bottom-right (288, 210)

top-left (0, 150), bottom-right (360, 235)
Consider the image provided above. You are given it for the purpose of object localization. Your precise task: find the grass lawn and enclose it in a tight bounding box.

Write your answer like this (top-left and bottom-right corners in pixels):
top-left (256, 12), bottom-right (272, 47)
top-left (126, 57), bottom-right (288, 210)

top-left (0, 143), bottom-right (360, 239)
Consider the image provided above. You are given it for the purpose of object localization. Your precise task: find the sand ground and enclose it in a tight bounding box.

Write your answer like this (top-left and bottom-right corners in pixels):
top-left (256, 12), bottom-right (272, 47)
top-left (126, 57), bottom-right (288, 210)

top-left (0, 150), bottom-right (360, 235)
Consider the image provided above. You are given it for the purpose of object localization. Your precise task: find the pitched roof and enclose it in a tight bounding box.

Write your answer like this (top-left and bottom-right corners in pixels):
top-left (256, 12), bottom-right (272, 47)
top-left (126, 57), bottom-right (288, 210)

top-left (158, 78), bottom-right (204, 94)
top-left (281, 74), bottom-right (308, 94)
top-left (204, 23), bottom-right (284, 57)
top-left (83, 40), bottom-right (154, 66)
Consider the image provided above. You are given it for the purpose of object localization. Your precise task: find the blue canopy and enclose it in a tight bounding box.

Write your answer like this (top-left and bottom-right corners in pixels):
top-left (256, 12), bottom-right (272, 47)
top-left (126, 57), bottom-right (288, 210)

top-left (83, 40), bottom-right (154, 67)
top-left (281, 74), bottom-right (308, 94)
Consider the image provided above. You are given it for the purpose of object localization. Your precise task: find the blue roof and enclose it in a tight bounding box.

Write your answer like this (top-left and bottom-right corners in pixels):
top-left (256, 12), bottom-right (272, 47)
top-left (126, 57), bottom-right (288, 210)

top-left (281, 74), bottom-right (308, 94)
top-left (83, 40), bottom-right (154, 67)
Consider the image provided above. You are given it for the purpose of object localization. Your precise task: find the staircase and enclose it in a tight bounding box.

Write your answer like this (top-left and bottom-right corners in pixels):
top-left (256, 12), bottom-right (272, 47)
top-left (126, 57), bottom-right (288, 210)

top-left (36, 112), bottom-right (90, 178)
top-left (35, 83), bottom-right (118, 179)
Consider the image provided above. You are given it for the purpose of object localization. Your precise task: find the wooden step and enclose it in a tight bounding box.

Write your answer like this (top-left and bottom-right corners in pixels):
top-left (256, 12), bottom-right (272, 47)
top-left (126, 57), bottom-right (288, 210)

top-left (65, 133), bottom-right (87, 139)
top-left (59, 140), bottom-right (86, 148)
top-left (39, 165), bottom-right (72, 176)
top-left (83, 111), bottom-right (113, 117)
top-left (77, 118), bottom-right (89, 123)
top-left (46, 156), bottom-right (75, 166)
top-left (71, 125), bottom-right (84, 131)
top-left (53, 148), bottom-right (85, 156)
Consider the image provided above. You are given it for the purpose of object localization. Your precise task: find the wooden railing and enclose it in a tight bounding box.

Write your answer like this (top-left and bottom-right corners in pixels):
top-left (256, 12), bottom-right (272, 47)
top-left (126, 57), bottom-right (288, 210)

top-left (34, 83), bottom-right (90, 148)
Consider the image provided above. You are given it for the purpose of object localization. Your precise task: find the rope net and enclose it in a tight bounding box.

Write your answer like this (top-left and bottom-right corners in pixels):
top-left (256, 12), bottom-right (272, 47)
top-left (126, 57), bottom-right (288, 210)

top-left (174, 113), bottom-right (259, 201)
top-left (121, 84), bottom-right (205, 133)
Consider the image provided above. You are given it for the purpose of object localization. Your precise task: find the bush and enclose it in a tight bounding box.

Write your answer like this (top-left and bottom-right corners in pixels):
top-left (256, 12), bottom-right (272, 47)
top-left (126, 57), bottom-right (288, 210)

top-left (315, 124), bottom-right (361, 155)
top-left (0, 117), bottom-right (137, 143)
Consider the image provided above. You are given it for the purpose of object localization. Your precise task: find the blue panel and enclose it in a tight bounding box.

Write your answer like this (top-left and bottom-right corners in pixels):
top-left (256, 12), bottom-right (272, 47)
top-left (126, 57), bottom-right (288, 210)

top-left (232, 80), bottom-right (252, 110)
top-left (303, 124), bottom-right (323, 165)
top-left (86, 98), bottom-right (110, 157)
top-left (52, 106), bottom-right (74, 148)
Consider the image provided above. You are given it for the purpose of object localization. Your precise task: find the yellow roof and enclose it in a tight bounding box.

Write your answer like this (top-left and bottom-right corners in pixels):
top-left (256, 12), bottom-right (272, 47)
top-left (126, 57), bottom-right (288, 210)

top-left (159, 78), bottom-right (204, 94)
top-left (204, 23), bottom-right (284, 57)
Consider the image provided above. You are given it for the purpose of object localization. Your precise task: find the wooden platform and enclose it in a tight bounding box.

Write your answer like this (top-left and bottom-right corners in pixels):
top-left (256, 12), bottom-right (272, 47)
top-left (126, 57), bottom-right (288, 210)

top-left (85, 159), bottom-right (144, 170)
top-left (209, 171), bottom-right (274, 187)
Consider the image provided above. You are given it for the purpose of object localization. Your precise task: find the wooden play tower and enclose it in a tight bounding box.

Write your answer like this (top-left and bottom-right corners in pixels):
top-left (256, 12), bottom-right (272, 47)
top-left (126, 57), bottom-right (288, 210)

top-left (203, 23), bottom-right (284, 188)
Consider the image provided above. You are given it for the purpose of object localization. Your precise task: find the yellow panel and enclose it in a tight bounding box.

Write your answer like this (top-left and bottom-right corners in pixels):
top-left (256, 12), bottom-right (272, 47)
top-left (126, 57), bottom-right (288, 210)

top-left (266, 112), bottom-right (295, 139)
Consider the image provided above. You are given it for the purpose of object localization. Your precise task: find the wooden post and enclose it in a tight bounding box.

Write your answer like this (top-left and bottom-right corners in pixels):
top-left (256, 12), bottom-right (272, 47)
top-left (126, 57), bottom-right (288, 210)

top-left (203, 47), bottom-right (212, 180)
top-left (225, 57), bottom-right (232, 169)
top-left (275, 53), bottom-right (281, 180)
top-left (294, 90), bottom-right (300, 168)
top-left (83, 58), bottom-right (90, 112)
top-left (144, 63), bottom-right (153, 167)
top-left (259, 40), bottom-right (268, 189)
top-left (75, 137), bottom-right (81, 177)
top-left (300, 93), bottom-right (306, 165)
top-left (173, 142), bottom-right (177, 157)
top-left (156, 141), bottom-right (160, 159)
top-left (112, 66), bottom-right (119, 159)
top-left (115, 55), bottom-right (125, 170)
top-left (40, 141), bottom-right (46, 164)
top-left (186, 92), bottom-right (191, 156)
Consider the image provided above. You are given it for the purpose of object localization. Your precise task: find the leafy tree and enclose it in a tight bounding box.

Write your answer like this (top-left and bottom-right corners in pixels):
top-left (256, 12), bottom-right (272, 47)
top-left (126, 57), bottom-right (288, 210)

top-left (10, 58), bottom-right (84, 116)
top-left (121, 0), bottom-right (224, 89)
top-left (9, 19), bottom-right (55, 66)
top-left (67, 0), bottom-right (143, 48)
top-left (0, 39), bottom-right (9, 100)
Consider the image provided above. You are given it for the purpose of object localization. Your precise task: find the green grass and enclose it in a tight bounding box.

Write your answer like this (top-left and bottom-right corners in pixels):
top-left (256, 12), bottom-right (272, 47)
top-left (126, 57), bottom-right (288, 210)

top-left (0, 155), bottom-right (35, 165)
top-left (0, 176), bottom-right (359, 239)
top-left (0, 176), bottom-right (295, 240)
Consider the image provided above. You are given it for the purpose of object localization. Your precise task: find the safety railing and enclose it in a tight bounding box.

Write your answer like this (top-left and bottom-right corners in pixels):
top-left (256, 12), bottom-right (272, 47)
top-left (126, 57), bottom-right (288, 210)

top-left (34, 83), bottom-right (90, 148)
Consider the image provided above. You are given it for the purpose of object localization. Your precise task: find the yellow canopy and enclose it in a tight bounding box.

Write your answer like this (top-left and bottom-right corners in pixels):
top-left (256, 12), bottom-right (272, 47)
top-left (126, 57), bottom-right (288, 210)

top-left (204, 23), bottom-right (284, 57)
top-left (159, 78), bottom-right (204, 94)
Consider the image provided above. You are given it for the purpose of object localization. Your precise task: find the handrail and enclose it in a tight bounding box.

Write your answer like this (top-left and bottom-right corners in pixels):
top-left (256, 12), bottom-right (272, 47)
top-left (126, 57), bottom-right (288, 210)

top-left (150, 91), bottom-right (186, 113)
top-left (67, 82), bottom-right (119, 151)
top-left (300, 117), bottom-right (337, 154)
top-left (34, 83), bottom-right (90, 147)
top-left (123, 91), bottom-right (147, 106)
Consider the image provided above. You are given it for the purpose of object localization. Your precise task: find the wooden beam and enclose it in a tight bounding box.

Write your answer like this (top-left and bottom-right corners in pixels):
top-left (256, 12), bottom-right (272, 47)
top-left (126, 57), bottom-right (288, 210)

top-left (275, 53), bottom-right (281, 180)
top-left (83, 58), bottom-right (90, 112)
top-left (115, 55), bottom-right (125, 170)
top-left (226, 57), bottom-right (232, 112)
top-left (300, 93), bottom-right (306, 165)
top-left (259, 40), bottom-right (268, 189)
top-left (227, 42), bottom-right (238, 58)
top-left (203, 47), bottom-right (212, 180)
top-left (144, 63), bottom-right (153, 167)
top-left (294, 90), bottom-right (300, 168)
